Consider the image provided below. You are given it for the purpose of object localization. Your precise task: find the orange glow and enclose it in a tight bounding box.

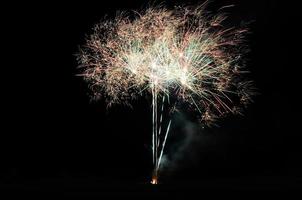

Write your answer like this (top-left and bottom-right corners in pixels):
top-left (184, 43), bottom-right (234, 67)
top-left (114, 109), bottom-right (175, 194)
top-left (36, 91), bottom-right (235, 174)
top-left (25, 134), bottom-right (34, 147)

top-left (151, 176), bottom-right (158, 185)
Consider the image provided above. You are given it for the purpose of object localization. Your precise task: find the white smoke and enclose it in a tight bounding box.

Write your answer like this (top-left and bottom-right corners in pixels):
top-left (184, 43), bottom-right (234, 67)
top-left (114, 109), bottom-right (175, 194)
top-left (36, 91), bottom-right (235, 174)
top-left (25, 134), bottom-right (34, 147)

top-left (159, 112), bottom-right (228, 177)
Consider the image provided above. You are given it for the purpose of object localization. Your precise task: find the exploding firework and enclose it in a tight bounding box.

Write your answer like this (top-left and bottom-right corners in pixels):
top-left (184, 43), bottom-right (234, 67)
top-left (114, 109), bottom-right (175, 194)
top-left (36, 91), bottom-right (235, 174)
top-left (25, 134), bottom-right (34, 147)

top-left (77, 2), bottom-right (254, 184)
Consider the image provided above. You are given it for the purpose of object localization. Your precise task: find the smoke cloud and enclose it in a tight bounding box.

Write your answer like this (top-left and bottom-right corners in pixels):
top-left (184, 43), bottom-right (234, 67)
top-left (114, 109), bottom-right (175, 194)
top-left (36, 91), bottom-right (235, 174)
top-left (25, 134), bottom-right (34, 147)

top-left (159, 112), bottom-right (228, 178)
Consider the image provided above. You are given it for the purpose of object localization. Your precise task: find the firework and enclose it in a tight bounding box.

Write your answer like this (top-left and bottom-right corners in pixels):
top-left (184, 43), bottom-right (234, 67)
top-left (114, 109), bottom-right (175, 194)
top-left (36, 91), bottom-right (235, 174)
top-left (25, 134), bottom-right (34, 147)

top-left (77, 3), bottom-right (254, 184)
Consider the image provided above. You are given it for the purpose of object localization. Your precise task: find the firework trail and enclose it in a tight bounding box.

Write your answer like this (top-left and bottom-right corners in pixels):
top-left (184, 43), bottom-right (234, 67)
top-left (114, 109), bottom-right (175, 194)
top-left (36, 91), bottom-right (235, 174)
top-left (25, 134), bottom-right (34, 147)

top-left (77, 2), bottom-right (254, 184)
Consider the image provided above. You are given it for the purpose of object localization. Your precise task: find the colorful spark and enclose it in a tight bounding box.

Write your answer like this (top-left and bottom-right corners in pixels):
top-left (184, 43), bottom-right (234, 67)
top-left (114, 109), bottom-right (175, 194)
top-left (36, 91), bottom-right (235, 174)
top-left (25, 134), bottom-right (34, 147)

top-left (77, 3), bottom-right (255, 184)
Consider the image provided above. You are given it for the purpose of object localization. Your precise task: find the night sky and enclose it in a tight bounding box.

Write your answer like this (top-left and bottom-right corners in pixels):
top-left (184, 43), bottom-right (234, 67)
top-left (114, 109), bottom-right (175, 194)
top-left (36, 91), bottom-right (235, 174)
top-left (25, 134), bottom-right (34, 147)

top-left (2, 0), bottom-right (300, 197)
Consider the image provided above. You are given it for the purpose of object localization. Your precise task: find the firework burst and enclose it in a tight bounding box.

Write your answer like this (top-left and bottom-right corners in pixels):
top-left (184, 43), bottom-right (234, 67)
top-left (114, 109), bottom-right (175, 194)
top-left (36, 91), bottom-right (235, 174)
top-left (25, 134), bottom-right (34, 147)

top-left (77, 3), bottom-right (254, 184)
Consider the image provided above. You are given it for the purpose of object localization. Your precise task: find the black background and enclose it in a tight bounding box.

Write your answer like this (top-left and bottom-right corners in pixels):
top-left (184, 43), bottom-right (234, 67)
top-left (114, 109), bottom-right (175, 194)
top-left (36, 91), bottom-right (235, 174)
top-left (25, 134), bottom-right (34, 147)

top-left (2, 0), bottom-right (300, 197)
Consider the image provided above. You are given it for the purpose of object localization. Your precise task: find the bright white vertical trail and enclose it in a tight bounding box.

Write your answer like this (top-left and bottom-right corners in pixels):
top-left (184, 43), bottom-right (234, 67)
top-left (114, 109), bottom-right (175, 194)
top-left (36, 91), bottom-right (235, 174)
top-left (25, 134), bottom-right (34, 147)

top-left (157, 119), bottom-right (172, 170)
